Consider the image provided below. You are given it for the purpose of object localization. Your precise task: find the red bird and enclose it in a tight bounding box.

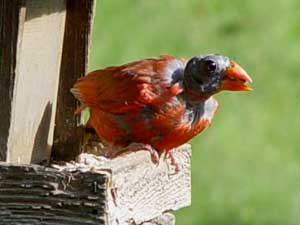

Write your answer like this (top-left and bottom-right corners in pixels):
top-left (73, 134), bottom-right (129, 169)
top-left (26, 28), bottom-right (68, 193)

top-left (71, 54), bottom-right (252, 166)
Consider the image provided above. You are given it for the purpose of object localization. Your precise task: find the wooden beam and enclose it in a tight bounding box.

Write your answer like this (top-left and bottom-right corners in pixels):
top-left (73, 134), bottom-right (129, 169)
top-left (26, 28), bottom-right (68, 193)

top-left (71, 144), bottom-right (191, 225)
top-left (0, 162), bottom-right (108, 224)
top-left (52, 0), bottom-right (95, 161)
top-left (0, 0), bottom-right (67, 164)
top-left (0, 144), bottom-right (191, 224)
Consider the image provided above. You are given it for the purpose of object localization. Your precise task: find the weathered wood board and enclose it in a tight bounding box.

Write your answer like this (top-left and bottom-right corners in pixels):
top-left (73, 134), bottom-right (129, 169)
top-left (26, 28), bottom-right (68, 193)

top-left (0, 162), bottom-right (108, 224)
top-left (0, 0), bottom-right (95, 164)
top-left (0, 144), bottom-right (191, 224)
top-left (68, 144), bottom-right (192, 225)
top-left (0, 0), bottom-right (67, 163)
top-left (52, 0), bottom-right (95, 161)
top-left (8, 0), bottom-right (66, 164)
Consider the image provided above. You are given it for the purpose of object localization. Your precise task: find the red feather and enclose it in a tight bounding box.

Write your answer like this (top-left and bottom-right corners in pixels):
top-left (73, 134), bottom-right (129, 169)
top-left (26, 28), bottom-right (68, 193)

top-left (71, 55), bottom-right (218, 152)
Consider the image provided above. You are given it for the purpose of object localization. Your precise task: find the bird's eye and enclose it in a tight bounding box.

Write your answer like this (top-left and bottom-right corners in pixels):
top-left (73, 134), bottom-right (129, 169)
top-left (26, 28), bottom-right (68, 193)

top-left (204, 60), bottom-right (217, 72)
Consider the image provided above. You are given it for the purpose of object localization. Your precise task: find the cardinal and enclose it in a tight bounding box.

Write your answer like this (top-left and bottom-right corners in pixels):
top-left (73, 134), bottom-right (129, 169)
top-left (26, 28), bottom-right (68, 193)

top-left (71, 54), bottom-right (252, 169)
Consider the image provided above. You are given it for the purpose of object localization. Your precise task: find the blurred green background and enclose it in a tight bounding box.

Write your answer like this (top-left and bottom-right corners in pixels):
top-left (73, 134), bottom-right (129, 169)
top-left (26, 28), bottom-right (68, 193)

top-left (89, 1), bottom-right (300, 224)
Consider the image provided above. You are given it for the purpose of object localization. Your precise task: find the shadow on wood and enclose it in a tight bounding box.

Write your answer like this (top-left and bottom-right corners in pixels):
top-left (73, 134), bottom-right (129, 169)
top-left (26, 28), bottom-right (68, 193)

top-left (25, 0), bottom-right (65, 21)
top-left (52, 0), bottom-right (95, 162)
top-left (0, 0), bottom-right (23, 161)
top-left (31, 102), bottom-right (52, 164)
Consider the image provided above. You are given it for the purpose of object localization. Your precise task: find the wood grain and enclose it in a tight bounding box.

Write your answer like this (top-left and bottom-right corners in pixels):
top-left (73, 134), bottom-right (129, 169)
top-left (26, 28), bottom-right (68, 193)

top-left (0, 162), bottom-right (108, 224)
top-left (0, 145), bottom-right (191, 224)
top-left (3, 0), bottom-right (67, 164)
top-left (1, 0), bottom-right (95, 163)
top-left (52, 0), bottom-right (95, 161)
top-left (73, 144), bottom-right (191, 225)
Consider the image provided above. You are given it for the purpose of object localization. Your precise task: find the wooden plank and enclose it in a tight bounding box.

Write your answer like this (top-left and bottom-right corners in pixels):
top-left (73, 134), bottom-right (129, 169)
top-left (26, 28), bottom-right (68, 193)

top-left (0, 144), bottom-right (191, 224)
top-left (70, 144), bottom-right (192, 225)
top-left (52, 0), bottom-right (95, 161)
top-left (0, 0), bottom-right (24, 161)
top-left (2, 0), bottom-right (67, 164)
top-left (0, 162), bottom-right (108, 224)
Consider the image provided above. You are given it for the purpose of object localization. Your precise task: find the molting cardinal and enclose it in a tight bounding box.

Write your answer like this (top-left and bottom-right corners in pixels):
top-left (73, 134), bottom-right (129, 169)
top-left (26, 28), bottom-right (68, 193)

top-left (71, 54), bottom-right (252, 166)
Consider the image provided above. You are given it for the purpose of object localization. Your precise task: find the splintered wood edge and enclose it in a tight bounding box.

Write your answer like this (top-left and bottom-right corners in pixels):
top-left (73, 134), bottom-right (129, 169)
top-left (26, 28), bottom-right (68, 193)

top-left (0, 163), bottom-right (108, 225)
top-left (142, 213), bottom-right (175, 225)
top-left (72, 144), bottom-right (192, 225)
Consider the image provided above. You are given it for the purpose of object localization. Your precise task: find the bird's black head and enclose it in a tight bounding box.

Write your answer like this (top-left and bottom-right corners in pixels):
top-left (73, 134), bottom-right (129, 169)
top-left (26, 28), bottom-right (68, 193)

top-left (183, 54), bottom-right (252, 103)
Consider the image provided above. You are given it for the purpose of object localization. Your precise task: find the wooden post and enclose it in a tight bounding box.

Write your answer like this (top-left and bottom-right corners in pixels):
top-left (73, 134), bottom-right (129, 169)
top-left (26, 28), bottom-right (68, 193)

top-left (0, 0), bottom-right (67, 164)
top-left (52, 0), bottom-right (95, 161)
top-left (0, 0), bottom-right (22, 162)
top-left (0, 0), bottom-right (95, 164)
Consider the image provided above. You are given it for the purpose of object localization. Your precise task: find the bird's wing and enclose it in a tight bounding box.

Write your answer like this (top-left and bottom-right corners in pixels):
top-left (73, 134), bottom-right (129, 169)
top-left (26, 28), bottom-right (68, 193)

top-left (71, 55), bottom-right (186, 113)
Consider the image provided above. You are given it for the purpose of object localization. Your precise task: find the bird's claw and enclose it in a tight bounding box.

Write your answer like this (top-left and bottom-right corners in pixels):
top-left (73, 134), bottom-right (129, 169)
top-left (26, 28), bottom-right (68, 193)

top-left (166, 149), bottom-right (180, 175)
top-left (126, 143), bottom-right (160, 166)
top-left (149, 148), bottom-right (160, 166)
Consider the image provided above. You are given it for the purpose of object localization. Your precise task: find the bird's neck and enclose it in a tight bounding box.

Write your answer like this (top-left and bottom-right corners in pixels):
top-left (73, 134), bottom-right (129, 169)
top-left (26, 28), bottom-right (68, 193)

top-left (181, 95), bottom-right (218, 127)
top-left (183, 85), bottom-right (212, 106)
top-left (182, 71), bottom-right (214, 105)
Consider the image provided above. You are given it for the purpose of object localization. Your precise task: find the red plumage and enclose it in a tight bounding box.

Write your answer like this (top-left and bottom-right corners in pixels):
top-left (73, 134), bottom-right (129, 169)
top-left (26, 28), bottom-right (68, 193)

top-left (71, 54), bottom-right (251, 158)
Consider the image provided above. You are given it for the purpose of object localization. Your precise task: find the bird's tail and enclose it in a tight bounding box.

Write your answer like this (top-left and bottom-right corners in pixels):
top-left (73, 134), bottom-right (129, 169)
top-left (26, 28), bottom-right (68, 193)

top-left (70, 87), bottom-right (83, 104)
top-left (70, 82), bottom-right (93, 127)
top-left (70, 87), bottom-right (87, 115)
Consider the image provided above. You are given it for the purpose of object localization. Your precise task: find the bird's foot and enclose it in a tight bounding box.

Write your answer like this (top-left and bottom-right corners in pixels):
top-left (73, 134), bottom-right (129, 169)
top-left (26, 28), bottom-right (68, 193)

top-left (124, 143), bottom-right (160, 165)
top-left (165, 149), bottom-right (180, 175)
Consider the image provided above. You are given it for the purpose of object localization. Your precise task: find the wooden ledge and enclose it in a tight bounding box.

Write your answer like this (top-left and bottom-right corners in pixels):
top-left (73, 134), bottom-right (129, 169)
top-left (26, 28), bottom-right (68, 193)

top-left (60, 144), bottom-right (191, 225)
top-left (0, 144), bottom-right (191, 224)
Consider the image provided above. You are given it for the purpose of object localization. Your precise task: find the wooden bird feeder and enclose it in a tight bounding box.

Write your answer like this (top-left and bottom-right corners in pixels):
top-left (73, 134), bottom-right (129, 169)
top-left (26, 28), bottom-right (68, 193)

top-left (0, 1), bottom-right (191, 224)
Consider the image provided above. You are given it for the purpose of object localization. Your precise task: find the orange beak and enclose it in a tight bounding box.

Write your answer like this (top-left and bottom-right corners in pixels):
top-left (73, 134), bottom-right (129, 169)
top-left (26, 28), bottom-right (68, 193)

top-left (221, 61), bottom-right (253, 91)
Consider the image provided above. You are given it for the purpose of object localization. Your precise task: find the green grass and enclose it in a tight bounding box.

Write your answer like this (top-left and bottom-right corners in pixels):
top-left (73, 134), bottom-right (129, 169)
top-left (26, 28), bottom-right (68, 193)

top-left (90, 1), bottom-right (300, 224)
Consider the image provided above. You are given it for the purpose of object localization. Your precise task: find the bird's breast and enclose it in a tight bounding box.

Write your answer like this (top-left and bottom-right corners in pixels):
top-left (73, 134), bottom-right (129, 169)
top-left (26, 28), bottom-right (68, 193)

top-left (130, 96), bottom-right (218, 151)
top-left (91, 97), bottom-right (218, 152)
